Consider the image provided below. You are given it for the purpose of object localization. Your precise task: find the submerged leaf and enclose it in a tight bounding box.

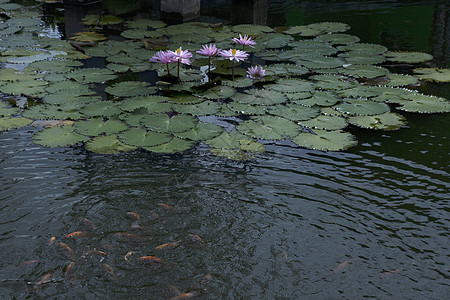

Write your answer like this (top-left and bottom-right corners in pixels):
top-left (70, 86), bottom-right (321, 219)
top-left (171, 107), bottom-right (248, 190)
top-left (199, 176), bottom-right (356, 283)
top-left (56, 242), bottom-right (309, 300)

top-left (143, 137), bottom-right (195, 153)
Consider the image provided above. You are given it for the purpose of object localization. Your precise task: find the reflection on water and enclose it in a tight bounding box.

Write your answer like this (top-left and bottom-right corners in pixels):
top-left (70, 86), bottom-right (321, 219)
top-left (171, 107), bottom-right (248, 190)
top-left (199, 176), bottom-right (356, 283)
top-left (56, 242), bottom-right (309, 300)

top-left (1, 0), bottom-right (449, 299)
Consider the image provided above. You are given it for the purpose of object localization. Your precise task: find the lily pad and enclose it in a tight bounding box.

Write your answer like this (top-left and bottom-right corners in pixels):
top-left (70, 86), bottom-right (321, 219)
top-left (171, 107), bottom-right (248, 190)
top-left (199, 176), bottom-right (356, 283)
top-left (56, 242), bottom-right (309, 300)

top-left (310, 74), bottom-right (358, 90)
top-left (209, 147), bottom-right (256, 161)
top-left (315, 33), bottom-right (360, 45)
top-left (348, 112), bottom-right (406, 130)
top-left (143, 137), bottom-right (195, 153)
top-left (232, 24), bottom-right (274, 36)
top-left (69, 31), bottom-right (107, 42)
top-left (74, 118), bottom-right (128, 136)
top-left (237, 119), bottom-right (286, 140)
top-left (119, 96), bottom-right (172, 112)
top-left (265, 78), bottom-right (315, 94)
top-left (232, 89), bottom-right (287, 106)
top-left (299, 115), bottom-right (348, 130)
top-left (33, 126), bottom-right (89, 147)
top-left (264, 64), bottom-right (309, 77)
top-left (293, 91), bottom-right (340, 107)
top-left (168, 94), bottom-right (205, 105)
top-left (0, 102), bottom-right (20, 117)
top-left (292, 130), bottom-right (357, 151)
top-left (204, 130), bottom-right (252, 149)
top-left (385, 74), bottom-right (419, 87)
top-left (413, 68), bottom-right (450, 82)
top-left (65, 68), bottom-right (117, 83)
top-left (396, 94), bottom-right (450, 113)
top-left (80, 101), bottom-right (122, 117)
top-left (118, 128), bottom-right (172, 147)
top-left (0, 117), bottom-right (33, 131)
top-left (333, 99), bottom-right (390, 116)
top-left (174, 122), bottom-right (223, 141)
top-left (86, 134), bottom-right (136, 154)
top-left (172, 101), bottom-right (221, 116)
top-left (227, 102), bottom-right (268, 116)
top-left (105, 81), bottom-right (157, 97)
top-left (385, 51), bottom-right (433, 63)
top-left (200, 86), bottom-right (236, 100)
top-left (82, 15), bottom-right (123, 26)
top-left (337, 43), bottom-right (388, 54)
top-left (140, 113), bottom-right (198, 133)
top-left (22, 104), bottom-right (84, 120)
top-left (267, 104), bottom-right (320, 121)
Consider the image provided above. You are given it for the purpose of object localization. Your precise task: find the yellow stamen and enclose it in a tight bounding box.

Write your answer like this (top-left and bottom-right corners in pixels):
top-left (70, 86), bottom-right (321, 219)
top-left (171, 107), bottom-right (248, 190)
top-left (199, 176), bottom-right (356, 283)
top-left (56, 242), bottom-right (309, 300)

top-left (176, 48), bottom-right (181, 54)
top-left (231, 49), bottom-right (237, 56)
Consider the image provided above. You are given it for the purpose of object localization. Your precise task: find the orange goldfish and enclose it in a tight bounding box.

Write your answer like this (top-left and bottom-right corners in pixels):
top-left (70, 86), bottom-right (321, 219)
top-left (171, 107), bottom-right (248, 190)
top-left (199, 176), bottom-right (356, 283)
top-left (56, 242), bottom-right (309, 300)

top-left (124, 251), bottom-right (136, 262)
top-left (103, 263), bottom-right (117, 281)
top-left (188, 234), bottom-right (203, 243)
top-left (58, 242), bottom-right (75, 259)
top-left (139, 256), bottom-right (166, 264)
top-left (381, 268), bottom-right (402, 278)
top-left (155, 241), bottom-right (180, 250)
top-left (126, 212), bottom-right (141, 221)
top-left (65, 231), bottom-right (91, 238)
top-left (64, 262), bottom-right (75, 277)
top-left (33, 273), bottom-right (52, 289)
top-left (48, 236), bottom-right (56, 246)
top-left (114, 232), bottom-right (146, 242)
top-left (157, 203), bottom-right (176, 211)
top-left (170, 291), bottom-right (199, 299)
top-left (84, 250), bottom-right (107, 257)
top-left (17, 260), bottom-right (38, 268)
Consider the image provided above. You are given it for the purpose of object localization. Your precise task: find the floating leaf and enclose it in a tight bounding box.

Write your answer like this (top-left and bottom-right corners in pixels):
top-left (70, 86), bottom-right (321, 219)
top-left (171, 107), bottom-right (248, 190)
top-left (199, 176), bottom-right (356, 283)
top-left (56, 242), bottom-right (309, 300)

top-left (265, 78), bottom-right (315, 93)
top-left (143, 137), bottom-right (195, 153)
top-left (107, 63), bottom-right (130, 73)
top-left (174, 122), bottom-right (223, 141)
top-left (310, 74), bottom-right (358, 90)
top-left (125, 19), bottom-right (166, 30)
top-left (293, 91), bottom-right (340, 107)
top-left (333, 99), bottom-right (390, 116)
top-left (172, 101), bottom-right (221, 116)
top-left (237, 120), bottom-right (285, 140)
top-left (74, 118), bottom-right (128, 136)
top-left (385, 74), bottom-right (419, 87)
top-left (295, 56), bottom-right (345, 70)
top-left (264, 64), bottom-right (309, 77)
top-left (105, 81), bottom-right (157, 97)
top-left (339, 51), bottom-right (385, 65)
top-left (204, 130), bottom-right (251, 149)
top-left (257, 33), bottom-right (292, 49)
top-left (337, 43), bottom-right (388, 54)
top-left (267, 103), bottom-right (320, 121)
top-left (80, 101), bottom-right (122, 117)
top-left (0, 102), bottom-right (20, 117)
top-left (22, 104), bottom-right (84, 120)
top-left (257, 115), bottom-right (301, 137)
top-left (0, 79), bottom-right (47, 96)
top-left (284, 22), bottom-right (350, 37)
top-left (0, 117), bottom-right (33, 131)
top-left (232, 24), bottom-right (274, 36)
top-left (82, 15), bottom-right (123, 26)
top-left (348, 112), bottom-right (406, 130)
top-left (315, 33), bottom-right (359, 45)
top-left (69, 31), bottom-right (107, 42)
top-left (299, 115), bottom-right (348, 130)
top-left (118, 128), bottom-right (172, 147)
top-left (413, 68), bottom-right (450, 82)
top-left (232, 89), bottom-right (287, 106)
top-left (339, 65), bottom-right (390, 79)
top-left (86, 134), bottom-right (136, 154)
top-left (65, 68), bottom-right (117, 83)
top-left (119, 96), bottom-right (172, 112)
top-left (168, 94), bottom-right (205, 105)
top-left (140, 113), bottom-right (198, 133)
top-left (200, 86), bottom-right (236, 100)
top-left (33, 126), bottom-right (89, 147)
top-left (227, 102), bottom-right (268, 115)
top-left (222, 78), bottom-right (254, 88)
top-left (396, 94), bottom-right (450, 113)
top-left (385, 51), bottom-right (433, 63)
top-left (209, 147), bottom-right (256, 161)
top-left (292, 130), bottom-right (357, 151)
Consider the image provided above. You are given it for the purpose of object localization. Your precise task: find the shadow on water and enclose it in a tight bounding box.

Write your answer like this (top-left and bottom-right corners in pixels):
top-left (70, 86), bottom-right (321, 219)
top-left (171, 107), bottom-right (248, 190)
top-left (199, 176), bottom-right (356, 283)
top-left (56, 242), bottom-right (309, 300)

top-left (0, 0), bottom-right (449, 299)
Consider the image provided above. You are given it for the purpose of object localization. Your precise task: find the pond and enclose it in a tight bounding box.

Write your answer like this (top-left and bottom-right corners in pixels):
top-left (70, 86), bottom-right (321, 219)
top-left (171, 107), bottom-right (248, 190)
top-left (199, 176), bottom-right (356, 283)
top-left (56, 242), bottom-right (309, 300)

top-left (0, 0), bottom-right (449, 298)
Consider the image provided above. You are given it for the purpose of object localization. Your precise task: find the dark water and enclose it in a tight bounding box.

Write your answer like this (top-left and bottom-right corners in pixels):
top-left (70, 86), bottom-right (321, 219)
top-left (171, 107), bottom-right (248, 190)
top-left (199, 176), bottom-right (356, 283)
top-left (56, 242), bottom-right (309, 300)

top-left (1, 1), bottom-right (449, 299)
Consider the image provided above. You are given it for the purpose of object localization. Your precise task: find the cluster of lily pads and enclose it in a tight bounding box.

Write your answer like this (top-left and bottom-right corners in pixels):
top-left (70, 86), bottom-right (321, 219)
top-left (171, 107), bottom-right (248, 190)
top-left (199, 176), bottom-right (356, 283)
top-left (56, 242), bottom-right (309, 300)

top-left (0, 3), bottom-right (449, 160)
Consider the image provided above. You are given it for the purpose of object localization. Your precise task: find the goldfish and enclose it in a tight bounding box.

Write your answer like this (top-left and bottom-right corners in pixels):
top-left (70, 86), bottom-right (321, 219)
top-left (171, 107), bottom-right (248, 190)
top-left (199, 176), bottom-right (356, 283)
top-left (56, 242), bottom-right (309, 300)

top-left (155, 241), bottom-right (180, 250)
top-left (199, 273), bottom-right (214, 285)
top-left (17, 260), bottom-right (38, 268)
top-left (48, 236), bottom-right (56, 246)
top-left (79, 217), bottom-right (95, 230)
top-left (126, 212), bottom-right (141, 221)
top-left (114, 232), bottom-right (146, 242)
top-left (58, 242), bottom-right (75, 259)
top-left (381, 268), bottom-right (402, 278)
top-left (33, 273), bottom-right (52, 289)
top-left (188, 234), bottom-right (203, 243)
top-left (332, 260), bottom-right (352, 274)
top-left (157, 203), bottom-right (176, 211)
top-left (69, 274), bottom-right (77, 287)
top-left (83, 250), bottom-right (107, 257)
top-left (103, 263), bottom-right (117, 281)
top-left (139, 256), bottom-right (166, 264)
top-left (124, 251), bottom-right (136, 262)
top-left (65, 231), bottom-right (91, 238)
top-left (170, 291), bottom-right (199, 299)
top-left (130, 222), bottom-right (146, 230)
top-left (64, 262), bottom-right (75, 277)
top-left (169, 284), bottom-right (181, 296)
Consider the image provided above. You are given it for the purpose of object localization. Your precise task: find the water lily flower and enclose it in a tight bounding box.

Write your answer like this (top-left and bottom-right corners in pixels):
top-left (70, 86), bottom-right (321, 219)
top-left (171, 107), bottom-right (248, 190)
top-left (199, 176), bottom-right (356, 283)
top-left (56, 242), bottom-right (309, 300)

top-left (169, 47), bottom-right (193, 81)
top-left (219, 48), bottom-right (249, 80)
top-left (197, 44), bottom-right (220, 76)
top-left (149, 50), bottom-right (176, 75)
top-left (232, 34), bottom-right (256, 50)
top-left (246, 65), bottom-right (266, 80)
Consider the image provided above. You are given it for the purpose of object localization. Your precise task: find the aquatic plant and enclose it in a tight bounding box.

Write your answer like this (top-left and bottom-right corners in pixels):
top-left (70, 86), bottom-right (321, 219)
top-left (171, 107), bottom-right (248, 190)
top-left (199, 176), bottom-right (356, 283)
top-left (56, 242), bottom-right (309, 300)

top-left (169, 47), bottom-right (193, 81)
top-left (196, 44), bottom-right (220, 76)
top-left (232, 34), bottom-right (256, 50)
top-left (246, 66), bottom-right (266, 80)
top-left (219, 49), bottom-right (249, 80)
top-left (149, 50), bottom-right (177, 76)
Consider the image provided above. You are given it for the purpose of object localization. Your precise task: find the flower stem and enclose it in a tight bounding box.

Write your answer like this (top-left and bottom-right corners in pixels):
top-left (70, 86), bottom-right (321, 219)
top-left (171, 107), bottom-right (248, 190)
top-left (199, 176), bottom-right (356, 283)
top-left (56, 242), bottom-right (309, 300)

top-left (208, 56), bottom-right (211, 80)
top-left (232, 60), bottom-right (235, 81)
top-left (177, 60), bottom-right (180, 82)
top-left (166, 62), bottom-right (170, 76)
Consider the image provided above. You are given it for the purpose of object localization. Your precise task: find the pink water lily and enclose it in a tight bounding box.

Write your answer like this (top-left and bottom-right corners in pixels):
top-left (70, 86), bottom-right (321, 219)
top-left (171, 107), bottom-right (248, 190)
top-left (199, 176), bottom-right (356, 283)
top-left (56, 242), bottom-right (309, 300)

top-left (169, 47), bottom-right (193, 81)
top-left (232, 34), bottom-right (256, 50)
top-left (246, 65), bottom-right (266, 80)
top-left (219, 49), bottom-right (249, 81)
top-left (149, 50), bottom-right (177, 75)
top-left (197, 44), bottom-right (220, 76)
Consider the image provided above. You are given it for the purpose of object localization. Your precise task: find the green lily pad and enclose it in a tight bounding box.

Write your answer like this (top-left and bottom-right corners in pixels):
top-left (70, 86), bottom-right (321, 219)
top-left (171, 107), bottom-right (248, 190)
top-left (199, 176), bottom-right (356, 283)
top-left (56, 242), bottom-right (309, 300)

top-left (385, 74), bottom-right (419, 87)
top-left (232, 89), bottom-right (287, 106)
top-left (0, 79), bottom-right (47, 96)
top-left (299, 115), bottom-right (348, 130)
top-left (337, 43), bottom-right (388, 54)
top-left (0, 117), bottom-right (33, 131)
top-left (227, 102), bottom-right (267, 115)
top-left (45, 80), bottom-right (92, 94)
top-left (0, 102), bottom-right (20, 117)
top-left (339, 51), bottom-right (385, 65)
top-left (143, 137), bottom-right (195, 153)
top-left (310, 74), bottom-right (358, 90)
top-left (257, 115), bottom-right (302, 137)
top-left (65, 68), bottom-right (118, 83)
top-left (232, 24), bottom-right (274, 36)
top-left (265, 78), bottom-right (315, 94)
top-left (348, 112), bottom-right (406, 130)
top-left (86, 134), bottom-right (136, 154)
top-left (118, 127), bottom-right (172, 147)
top-left (293, 91), bottom-right (340, 107)
top-left (333, 99), bottom-right (390, 116)
top-left (222, 78), bottom-right (254, 88)
top-left (267, 104), bottom-right (320, 121)
top-left (174, 122), bottom-right (224, 141)
top-left (413, 68), bottom-right (450, 82)
top-left (140, 113), bottom-right (198, 133)
top-left (209, 147), bottom-right (256, 161)
top-left (69, 31), bottom-right (107, 42)
top-left (74, 118), bottom-right (128, 136)
top-left (385, 51), bottom-right (433, 63)
top-left (168, 94), bottom-right (205, 105)
top-left (257, 33), bottom-right (293, 49)
top-left (82, 15), bottom-right (123, 26)
top-left (236, 119), bottom-right (287, 140)
top-left (339, 65), bottom-right (390, 79)
top-left (396, 94), bottom-right (450, 113)
top-left (107, 63), bottom-right (130, 73)
top-left (22, 104), bottom-right (84, 120)
top-left (284, 22), bottom-right (350, 36)
top-left (33, 126), bottom-right (89, 147)
top-left (125, 19), bottom-right (166, 30)
top-left (292, 130), bottom-right (357, 151)
top-left (200, 86), bottom-right (236, 99)
top-left (172, 101), bottom-right (221, 116)
top-left (105, 81), bottom-right (157, 97)
top-left (315, 33), bottom-right (360, 45)
top-left (204, 130), bottom-right (252, 149)
top-left (264, 64), bottom-right (309, 77)
top-left (79, 101), bottom-right (122, 117)
top-left (119, 96), bottom-right (172, 112)
top-left (295, 56), bottom-right (345, 70)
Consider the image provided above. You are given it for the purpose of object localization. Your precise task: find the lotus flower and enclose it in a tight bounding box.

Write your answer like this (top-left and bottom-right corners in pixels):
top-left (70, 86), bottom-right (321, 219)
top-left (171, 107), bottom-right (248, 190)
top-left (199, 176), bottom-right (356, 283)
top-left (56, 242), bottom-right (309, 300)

top-left (168, 47), bottom-right (193, 81)
top-left (149, 50), bottom-right (177, 75)
top-left (197, 44), bottom-right (220, 77)
top-left (219, 49), bottom-right (249, 80)
top-left (246, 65), bottom-right (266, 80)
top-left (232, 34), bottom-right (256, 50)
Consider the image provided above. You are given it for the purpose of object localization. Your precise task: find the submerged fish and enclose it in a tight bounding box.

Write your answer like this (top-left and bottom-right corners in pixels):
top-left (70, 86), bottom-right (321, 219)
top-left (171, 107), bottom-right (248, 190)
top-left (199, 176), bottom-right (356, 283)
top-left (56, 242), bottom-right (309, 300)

top-left (114, 232), bottom-right (146, 242)
top-left (332, 260), bottom-right (352, 274)
top-left (170, 291), bottom-right (199, 299)
top-left (155, 241), bottom-right (180, 250)
top-left (124, 251), bottom-right (136, 263)
top-left (139, 256), bottom-right (166, 264)
top-left (17, 260), bottom-right (38, 268)
top-left (64, 262), bottom-right (75, 277)
top-left (65, 231), bottom-right (91, 238)
top-left (58, 242), bottom-right (76, 259)
top-left (48, 236), bottom-right (57, 246)
top-left (83, 250), bottom-right (107, 257)
top-left (157, 203), bottom-right (176, 212)
top-left (188, 234), bottom-right (203, 243)
top-left (79, 217), bottom-right (95, 230)
top-left (103, 263), bottom-right (117, 281)
top-left (381, 268), bottom-right (402, 278)
top-left (126, 212), bottom-right (141, 221)
top-left (33, 273), bottom-right (52, 289)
